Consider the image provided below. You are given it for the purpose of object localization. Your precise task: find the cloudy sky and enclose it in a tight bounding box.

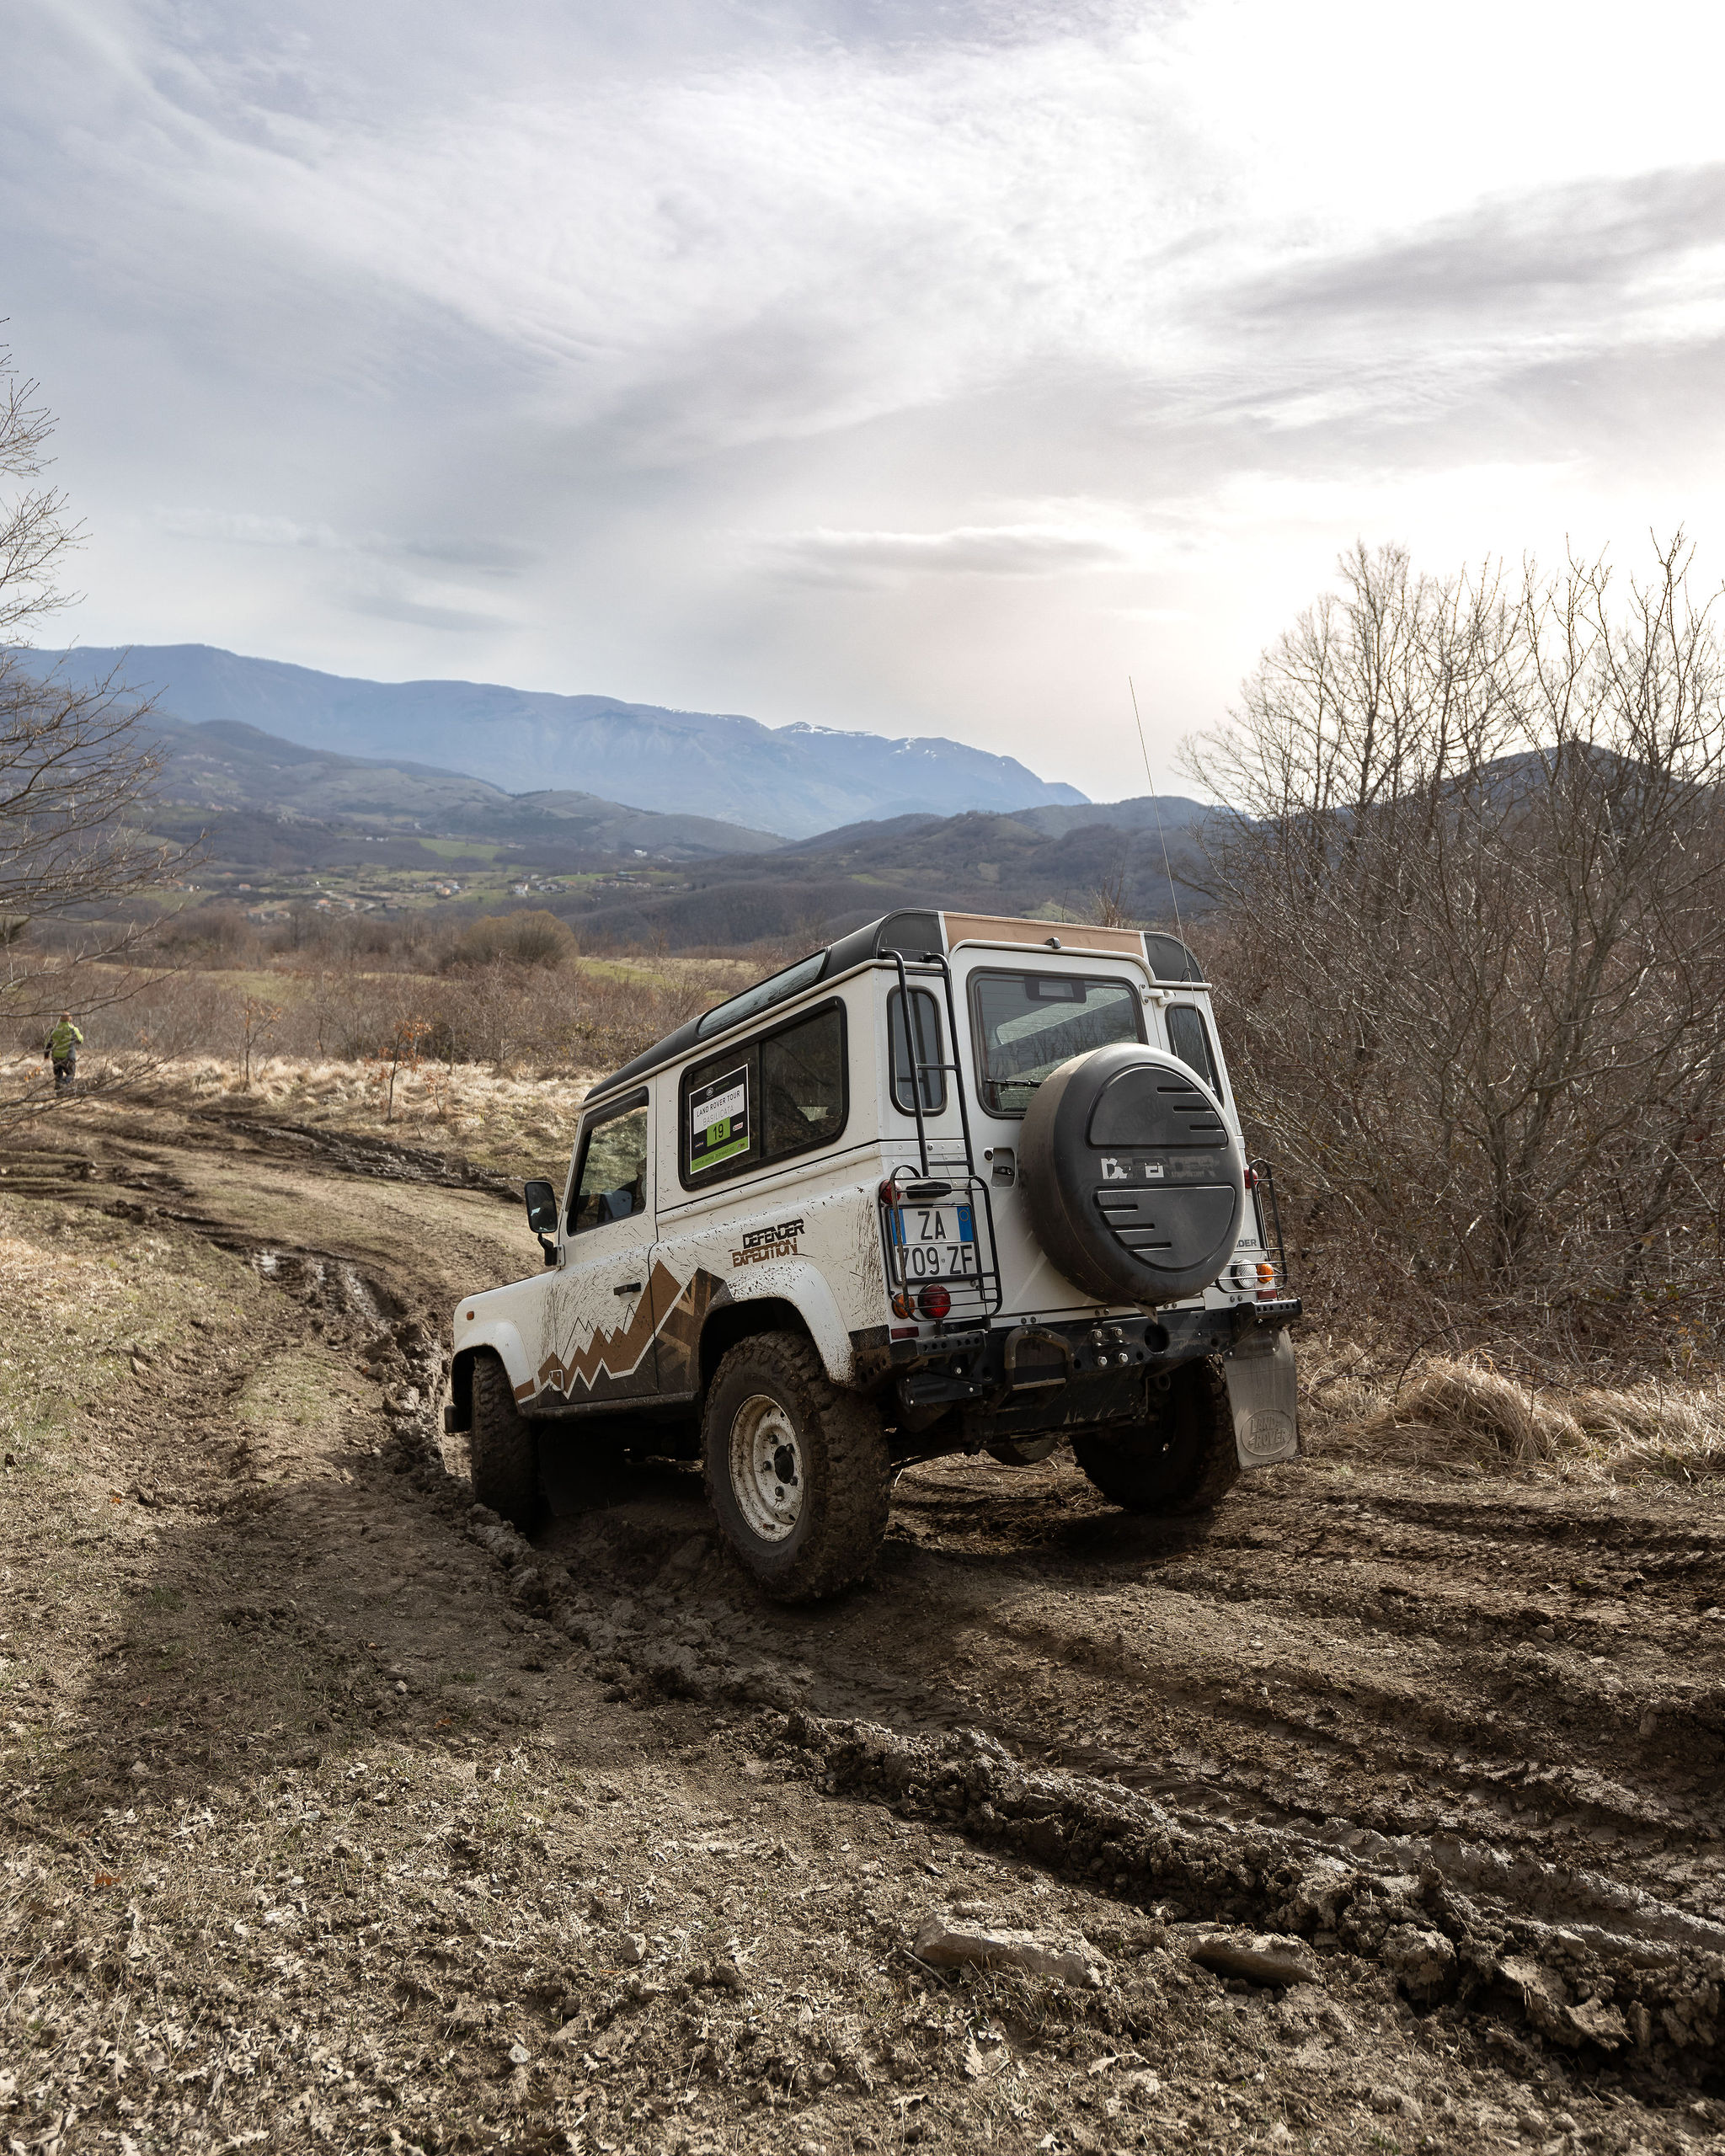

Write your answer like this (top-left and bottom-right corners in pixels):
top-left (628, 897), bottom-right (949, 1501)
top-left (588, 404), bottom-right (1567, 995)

top-left (6, 0), bottom-right (1725, 800)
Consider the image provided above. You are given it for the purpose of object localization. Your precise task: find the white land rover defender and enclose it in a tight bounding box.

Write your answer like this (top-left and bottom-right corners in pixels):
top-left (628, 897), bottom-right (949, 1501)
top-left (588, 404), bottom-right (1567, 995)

top-left (445, 910), bottom-right (1301, 1600)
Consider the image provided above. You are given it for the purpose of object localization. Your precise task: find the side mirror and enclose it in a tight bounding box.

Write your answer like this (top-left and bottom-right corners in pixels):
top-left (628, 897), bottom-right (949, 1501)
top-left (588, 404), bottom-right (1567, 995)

top-left (523, 1179), bottom-right (560, 1266)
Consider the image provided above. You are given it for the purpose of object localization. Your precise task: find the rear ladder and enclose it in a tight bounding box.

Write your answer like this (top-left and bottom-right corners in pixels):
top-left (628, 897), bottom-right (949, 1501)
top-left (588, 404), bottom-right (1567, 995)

top-left (878, 950), bottom-right (1003, 1326)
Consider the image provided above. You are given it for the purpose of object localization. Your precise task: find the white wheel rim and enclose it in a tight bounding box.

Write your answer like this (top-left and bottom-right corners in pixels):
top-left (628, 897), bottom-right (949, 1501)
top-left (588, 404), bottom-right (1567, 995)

top-left (729, 1393), bottom-right (804, 1543)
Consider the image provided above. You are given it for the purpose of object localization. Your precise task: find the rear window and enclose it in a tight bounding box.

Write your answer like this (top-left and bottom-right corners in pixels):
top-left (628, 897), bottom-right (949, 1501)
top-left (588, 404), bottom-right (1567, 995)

top-left (969, 970), bottom-right (1145, 1116)
top-left (889, 986), bottom-right (947, 1115)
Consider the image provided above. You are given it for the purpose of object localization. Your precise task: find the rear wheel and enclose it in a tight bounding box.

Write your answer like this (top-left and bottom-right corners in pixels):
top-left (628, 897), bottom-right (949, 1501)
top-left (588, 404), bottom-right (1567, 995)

top-left (1072, 1357), bottom-right (1239, 1514)
top-left (468, 1350), bottom-right (547, 1533)
top-left (702, 1332), bottom-right (891, 1602)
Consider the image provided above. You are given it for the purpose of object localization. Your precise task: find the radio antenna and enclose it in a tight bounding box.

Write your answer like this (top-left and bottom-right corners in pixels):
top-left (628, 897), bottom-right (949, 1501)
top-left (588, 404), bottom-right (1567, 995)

top-left (1129, 675), bottom-right (1187, 949)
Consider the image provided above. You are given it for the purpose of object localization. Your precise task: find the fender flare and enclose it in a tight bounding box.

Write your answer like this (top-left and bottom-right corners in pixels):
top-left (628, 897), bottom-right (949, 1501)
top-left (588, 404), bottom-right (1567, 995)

top-left (451, 1320), bottom-right (536, 1409)
top-left (715, 1257), bottom-right (856, 1386)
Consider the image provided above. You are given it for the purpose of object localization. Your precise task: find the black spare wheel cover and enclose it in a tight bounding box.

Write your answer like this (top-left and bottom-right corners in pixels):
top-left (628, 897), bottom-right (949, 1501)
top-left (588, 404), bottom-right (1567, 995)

top-left (1018, 1043), bottom-right (1245, 1305)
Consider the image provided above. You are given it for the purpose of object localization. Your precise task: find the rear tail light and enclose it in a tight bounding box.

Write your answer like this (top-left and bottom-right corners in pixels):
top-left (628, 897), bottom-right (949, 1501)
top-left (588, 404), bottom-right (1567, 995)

top-left (917, 1283), bottom-right (952, 1321)
top-left (890, 1289), bottom-right (916, 1320)
top-left (1256, 1262), bottom-right (1278, 1300)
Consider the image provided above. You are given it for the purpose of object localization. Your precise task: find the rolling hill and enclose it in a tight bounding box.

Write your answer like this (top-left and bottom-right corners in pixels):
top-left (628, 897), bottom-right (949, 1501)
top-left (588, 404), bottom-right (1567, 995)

top-left (136, 712), bottom-right (784, 857)
top-left (542, 794), bottom-right (1219, 949)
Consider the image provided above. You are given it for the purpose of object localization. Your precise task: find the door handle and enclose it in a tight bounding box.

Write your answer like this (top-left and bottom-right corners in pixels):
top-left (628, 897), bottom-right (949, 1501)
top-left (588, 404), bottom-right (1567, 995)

top-left (614, 1281), bottom-right (643, 1296)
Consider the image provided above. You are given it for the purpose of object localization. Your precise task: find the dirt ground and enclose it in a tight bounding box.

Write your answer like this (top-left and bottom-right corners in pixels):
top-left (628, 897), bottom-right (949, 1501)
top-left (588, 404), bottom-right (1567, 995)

top-left (4, 1093), bottom-right (1725, 2155)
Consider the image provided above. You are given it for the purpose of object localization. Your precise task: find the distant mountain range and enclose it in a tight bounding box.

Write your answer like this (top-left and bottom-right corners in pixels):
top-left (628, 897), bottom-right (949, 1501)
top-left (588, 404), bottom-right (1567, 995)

top-left (8, 644), bottom-right (1217, 943)
top-left (29, 644), bottom-right (1087, 839)
top-left (136, 712), bottom-right (784, 858)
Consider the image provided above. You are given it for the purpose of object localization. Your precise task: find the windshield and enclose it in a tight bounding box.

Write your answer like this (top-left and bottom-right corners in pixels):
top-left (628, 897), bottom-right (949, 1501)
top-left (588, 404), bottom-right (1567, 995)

top-left (969, 970), bottom-right (1145, 1114)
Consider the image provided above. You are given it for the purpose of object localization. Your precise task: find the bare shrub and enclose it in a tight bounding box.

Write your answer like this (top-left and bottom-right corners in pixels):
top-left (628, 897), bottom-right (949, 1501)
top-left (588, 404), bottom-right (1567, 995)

top-left (1188, 534), bottom-right (1725, 1372)
top-left (1087, 860), bottom-right (1132, 927)
top-left (152, 905), bottom-right (257, 968)
top-left (445, 909), bottom-right (575, 970)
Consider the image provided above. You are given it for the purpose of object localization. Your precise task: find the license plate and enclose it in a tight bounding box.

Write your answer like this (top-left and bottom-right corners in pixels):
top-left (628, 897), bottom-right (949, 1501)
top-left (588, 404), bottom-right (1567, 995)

top-left (893, 1203), bottom-right (978, 1282)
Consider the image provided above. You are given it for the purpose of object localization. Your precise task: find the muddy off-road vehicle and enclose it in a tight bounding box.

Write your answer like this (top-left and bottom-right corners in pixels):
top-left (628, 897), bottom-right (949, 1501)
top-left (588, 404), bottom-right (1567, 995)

top-left (446, 911), bottom-right (1301, 1599)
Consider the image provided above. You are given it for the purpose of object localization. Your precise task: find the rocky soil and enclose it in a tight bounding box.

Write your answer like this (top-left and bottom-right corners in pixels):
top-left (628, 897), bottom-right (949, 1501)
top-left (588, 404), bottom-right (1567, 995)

top-left (3, 1095), bottom-right (1725, 2154)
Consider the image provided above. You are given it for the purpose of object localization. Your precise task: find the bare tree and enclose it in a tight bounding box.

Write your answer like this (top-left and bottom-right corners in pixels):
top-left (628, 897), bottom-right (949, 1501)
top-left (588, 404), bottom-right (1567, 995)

top-left (1087, 857), bottom-right (1133, 927)
top-left (0, 345), bottom-right (192, 1111)
top-left (1186, 535), bottom-right (1725, 1367)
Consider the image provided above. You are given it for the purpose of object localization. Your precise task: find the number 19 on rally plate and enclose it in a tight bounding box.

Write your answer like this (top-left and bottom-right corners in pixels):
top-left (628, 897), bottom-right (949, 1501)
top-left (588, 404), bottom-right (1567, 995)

top-left (893, 1201), bottom-right (980, 1282)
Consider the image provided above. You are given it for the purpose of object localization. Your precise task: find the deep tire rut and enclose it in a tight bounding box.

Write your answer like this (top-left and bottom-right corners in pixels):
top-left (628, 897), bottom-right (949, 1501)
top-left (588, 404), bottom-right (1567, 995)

top-left (499, 1447), bottom-right (1725, 2090)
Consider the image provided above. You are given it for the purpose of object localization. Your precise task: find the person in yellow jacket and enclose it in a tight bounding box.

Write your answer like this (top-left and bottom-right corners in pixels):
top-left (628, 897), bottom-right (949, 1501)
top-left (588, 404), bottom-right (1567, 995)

top-left (45, 1013), bottom-right (83, 1093)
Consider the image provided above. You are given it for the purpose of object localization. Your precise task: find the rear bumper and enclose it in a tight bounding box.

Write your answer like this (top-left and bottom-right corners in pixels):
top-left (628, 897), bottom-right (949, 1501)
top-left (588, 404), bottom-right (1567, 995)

top-left (868, 1297), bottom-right (1301, 1428)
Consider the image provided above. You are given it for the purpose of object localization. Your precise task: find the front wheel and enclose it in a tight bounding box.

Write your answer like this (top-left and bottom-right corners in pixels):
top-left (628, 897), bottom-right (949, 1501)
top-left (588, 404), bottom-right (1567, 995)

top-left (468, 1350), bottom-right (547, 1533)
top-left (1072, 1357), bottom-right (1239, 1515)
top-left (702, 1332), bottom-right (890, 1602)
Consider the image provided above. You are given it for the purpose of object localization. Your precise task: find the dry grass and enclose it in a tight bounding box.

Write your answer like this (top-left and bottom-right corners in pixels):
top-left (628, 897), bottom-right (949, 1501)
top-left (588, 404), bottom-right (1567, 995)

top-left (1306, 1340), bottom-right (1725, 1485)
top-left (6, 947), bottom-right (752, 1081)
top-left (0, 1049), bottom-right (600, 1178)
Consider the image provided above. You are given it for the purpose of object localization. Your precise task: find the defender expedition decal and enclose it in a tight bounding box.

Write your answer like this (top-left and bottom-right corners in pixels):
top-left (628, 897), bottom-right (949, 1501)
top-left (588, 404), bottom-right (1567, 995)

top-left (731, 1216), bottom-right (804, 1267)
top-left (688, 1065), bottom-right (750, 1174)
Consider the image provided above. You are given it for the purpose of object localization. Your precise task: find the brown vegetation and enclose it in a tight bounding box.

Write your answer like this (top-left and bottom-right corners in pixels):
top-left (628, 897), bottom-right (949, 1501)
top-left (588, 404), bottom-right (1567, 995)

top-left (1190, 535), bottom-right (1725, 1383)
top-left (3, 934), bottom-right (752, 1120)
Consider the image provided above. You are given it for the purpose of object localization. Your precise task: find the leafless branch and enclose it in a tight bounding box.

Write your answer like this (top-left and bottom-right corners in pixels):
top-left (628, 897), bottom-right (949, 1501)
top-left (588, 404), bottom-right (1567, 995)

top-left (1185, 535), bottom-right (1725, 1366)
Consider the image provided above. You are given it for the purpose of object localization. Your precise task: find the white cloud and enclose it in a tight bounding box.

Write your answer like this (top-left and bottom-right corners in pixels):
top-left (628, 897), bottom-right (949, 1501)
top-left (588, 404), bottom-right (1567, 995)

top-left (762, 520), bottom-right (1156, 583)
top-left (157, 509), bottom-right (537, 573)
top-left (6, 0), bottom-right (1725, 799)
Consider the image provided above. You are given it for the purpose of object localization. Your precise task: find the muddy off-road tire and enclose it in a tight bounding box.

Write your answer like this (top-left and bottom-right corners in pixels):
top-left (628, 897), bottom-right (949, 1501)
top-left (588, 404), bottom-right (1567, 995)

top-left (469, 1350), bottom-right (547, 1534)
top-left (703, 1332), bottom-right (891, 1602)
top-left (1072, 1357), bottom-right (1240, 1515)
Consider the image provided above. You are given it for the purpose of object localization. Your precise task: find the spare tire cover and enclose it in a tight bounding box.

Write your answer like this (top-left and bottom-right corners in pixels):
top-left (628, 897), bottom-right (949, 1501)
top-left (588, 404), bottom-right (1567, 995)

top-left (1018, 1043), bottom-right (1245, 1305)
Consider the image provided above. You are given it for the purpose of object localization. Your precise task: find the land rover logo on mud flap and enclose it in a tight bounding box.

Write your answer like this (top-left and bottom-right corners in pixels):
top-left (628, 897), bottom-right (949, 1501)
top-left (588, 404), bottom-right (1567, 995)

top-left (1241, 1409), bottom-right (1295, 1458)
top-left (732, 1216), bottom-right (804, 1268)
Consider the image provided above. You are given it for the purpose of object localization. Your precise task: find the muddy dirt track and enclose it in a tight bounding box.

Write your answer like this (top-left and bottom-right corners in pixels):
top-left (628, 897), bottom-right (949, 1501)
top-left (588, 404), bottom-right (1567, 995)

top-left (5, 1095), bottom-right (1725, 2155)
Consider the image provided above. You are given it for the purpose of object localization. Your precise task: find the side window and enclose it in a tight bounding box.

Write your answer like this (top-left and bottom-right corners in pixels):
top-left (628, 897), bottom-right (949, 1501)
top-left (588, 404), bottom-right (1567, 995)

top-left (680, 1002), bottom-right (848, 1187)
top-left (570, 1104), bottom-right (650, 1234)
top-left (761, 1006), bottom-right (846, 1155)
top-left (889, 988), bottom-right (946, 1114)
top-left (1166, 1005), bottom-right (1220, 1094)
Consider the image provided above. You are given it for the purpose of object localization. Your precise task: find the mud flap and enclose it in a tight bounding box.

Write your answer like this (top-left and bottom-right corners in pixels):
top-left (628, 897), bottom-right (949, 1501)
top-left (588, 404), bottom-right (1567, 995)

top-left (1222, 1327), bottom-right (1300, 1468)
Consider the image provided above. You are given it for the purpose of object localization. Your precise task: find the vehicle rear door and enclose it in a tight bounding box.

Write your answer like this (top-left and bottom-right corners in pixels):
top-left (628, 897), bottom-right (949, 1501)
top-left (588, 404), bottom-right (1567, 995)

top-left (959, 955), bottom-right (1151, 1314)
